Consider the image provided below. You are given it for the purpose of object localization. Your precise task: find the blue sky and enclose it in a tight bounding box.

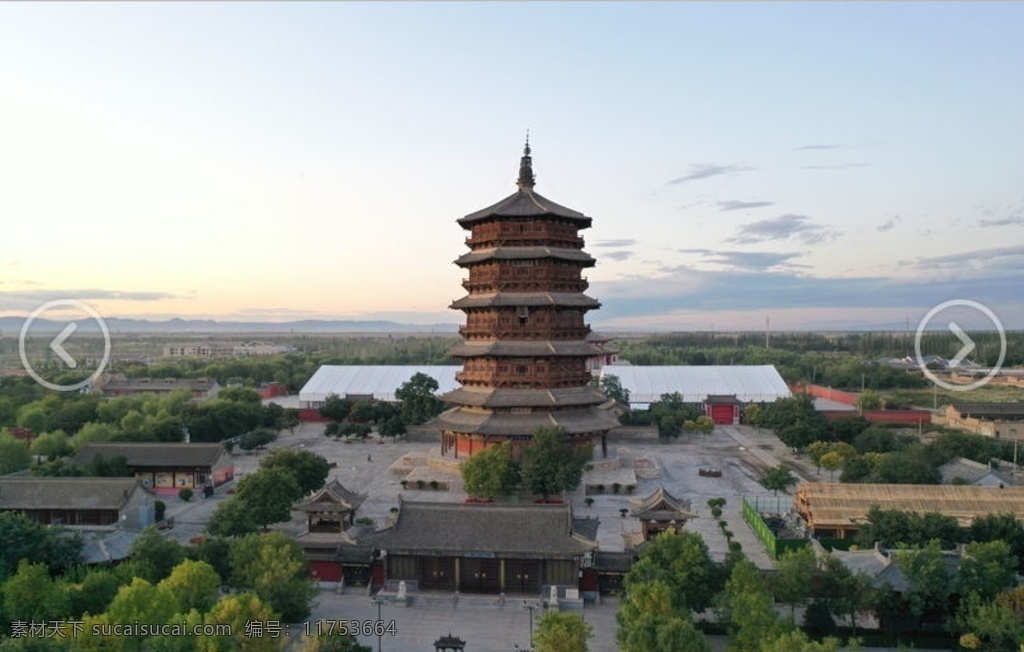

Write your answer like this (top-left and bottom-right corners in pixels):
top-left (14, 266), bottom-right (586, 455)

top-left (0, 2), bottom-right (1021, 331)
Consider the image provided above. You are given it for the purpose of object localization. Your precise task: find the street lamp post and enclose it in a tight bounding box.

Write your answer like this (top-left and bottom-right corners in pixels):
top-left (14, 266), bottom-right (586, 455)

top-left (523, 600), bottom-right (537, 650)
top-left (371, 597), bottom-right (385, 652)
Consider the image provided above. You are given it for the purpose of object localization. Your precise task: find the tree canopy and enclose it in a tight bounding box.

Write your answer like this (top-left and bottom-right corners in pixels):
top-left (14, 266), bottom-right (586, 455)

top-left (519, 427), bottom-right (591, 501)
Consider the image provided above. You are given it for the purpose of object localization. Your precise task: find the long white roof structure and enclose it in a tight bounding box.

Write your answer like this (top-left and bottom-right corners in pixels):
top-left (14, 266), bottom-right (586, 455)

top-left (300, 363), bottom-right (791, 409)
top-left (299, 365), bottom-right (462, 405)
top-left (599, 364), bottom-right (790, 407)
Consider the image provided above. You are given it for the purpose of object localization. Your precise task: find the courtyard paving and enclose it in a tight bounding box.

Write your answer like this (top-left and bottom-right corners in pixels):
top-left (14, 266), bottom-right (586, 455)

top-left (156, 418), bottom-right (947, 651)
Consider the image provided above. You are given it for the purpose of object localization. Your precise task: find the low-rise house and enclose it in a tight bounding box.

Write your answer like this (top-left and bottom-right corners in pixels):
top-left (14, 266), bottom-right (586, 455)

top-left (939, 457), bottom-right (1015, 487)
top-left (0, 477), bottom-right (154, 530)
top-left (944, 403), bottom-right (1024, 439)
top-left (98, 376), bottom-right (221, 399)
top-left (73, 442), bottom-right (234, 495)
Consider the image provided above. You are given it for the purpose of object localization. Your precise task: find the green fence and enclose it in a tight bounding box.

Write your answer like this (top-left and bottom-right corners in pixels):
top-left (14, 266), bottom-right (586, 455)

top-left (741, 497), bottom-right (810, 559)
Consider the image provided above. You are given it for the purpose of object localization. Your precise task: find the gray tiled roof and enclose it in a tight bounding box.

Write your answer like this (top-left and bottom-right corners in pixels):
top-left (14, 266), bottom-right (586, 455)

top-left (293, 479), bottom-right (367, 513)
top-left (450, 292), bottom-right (600, 310)
top-left (433, 406), bottom-right (618, 436)
top-left (951, 403), bottom-right (1024, 419)
top-left (455, 246), bottom-right (595, 266)
top-left (441, 386), bottom-right (608, 409)
top-left (938, 458), bottom-right (1015, 486)
top-left (73, 443), bottom-right (227, 469)
top-left (102, 377), bottom-right (219, 392)
top-left (459, 189), bottom-right (591, 227)
top-left (0, 477), bottom-right (143, 510)
top-left (366, 501), bottom-right (596, 557)
top-left (629, 486), bottom-right (697, 521)
top-left (450, 340), bottom-right (605, 358)
top-left (80, 530), bottom-right (138, 564)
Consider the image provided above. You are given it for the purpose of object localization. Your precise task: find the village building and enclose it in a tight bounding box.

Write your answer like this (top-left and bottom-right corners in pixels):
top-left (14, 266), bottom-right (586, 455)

top-left (0, 476), bottom-right (154, 530)
top-left (794, 482), bottom-right (1024, 540)
top-left (938, 457), bottom-right (1016, 486)
top-left (943, 402), bottom-right (1024, 439)
top-left (72, 442), bottom-right (234, 495)
top-left (433, 142), bottom-right (619, 459)
top-left (367, 501), bottom-right (597, 596)
top-left (96, 376), bottom-right (221, 399)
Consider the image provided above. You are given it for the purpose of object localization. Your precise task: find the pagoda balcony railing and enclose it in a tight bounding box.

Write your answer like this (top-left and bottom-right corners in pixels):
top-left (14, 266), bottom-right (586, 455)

top-left (465, 235), bottom-right (584, 248)
top-left (461, 280), bottom-right (589, 294)
top-left (455, 371), bottom-right (591, 386)
top-left (458, 327), bottom-right (591, 340)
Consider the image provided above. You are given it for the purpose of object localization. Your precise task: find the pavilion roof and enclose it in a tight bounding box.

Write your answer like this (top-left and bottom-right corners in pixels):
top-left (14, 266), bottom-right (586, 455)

top-left (292, 479), bottom-right (367, 514)
top-left (629, 486), bottom-right (697, 521)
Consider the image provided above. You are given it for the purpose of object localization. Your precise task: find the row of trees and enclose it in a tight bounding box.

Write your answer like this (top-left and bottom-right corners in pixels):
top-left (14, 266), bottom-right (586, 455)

top-left (319, 372), bottom-right (445, 440)
top-left (0, 528), bottom-right (356, 651)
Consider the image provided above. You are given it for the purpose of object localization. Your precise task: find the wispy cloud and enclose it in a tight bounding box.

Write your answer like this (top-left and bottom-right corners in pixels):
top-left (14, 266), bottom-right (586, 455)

top-left (717, 200), bottom-right (775, 212)
top-left (727, 214), bottom-right (839, 245)
top-left (793, 144), bottom-right (842, 151)
top-left (979, 216), bottom-right (1024, 227)
top-left (915, 244), bottom-right (1024, 269)
top-left (689, 249), bottom-right (806, 272)
top-left (800, 163), bottom-right (871, 170)
top-left (594, 239), bottom-right (637, 248)
top-left (603, 251), bottom-right (633, 262)
top-left (667, 163), bottom-right (754, 186)
top-left (0, 289), bottom-right (176, 302)
top-left (877, 215), bottom-right (901, 232)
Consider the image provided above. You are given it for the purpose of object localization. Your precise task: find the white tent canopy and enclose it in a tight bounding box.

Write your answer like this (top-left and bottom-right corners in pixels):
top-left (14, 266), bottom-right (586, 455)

top-left (599, 364), bottom-right (790, 408)
top-left (299, 363), bottom-right (791, 410)
top-left (299, 365), bottom-right (462, 407)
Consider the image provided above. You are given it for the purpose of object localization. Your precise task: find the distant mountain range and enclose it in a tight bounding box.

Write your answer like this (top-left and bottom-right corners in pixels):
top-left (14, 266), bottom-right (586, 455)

top-left (0, 316), bottom-right (462, 335)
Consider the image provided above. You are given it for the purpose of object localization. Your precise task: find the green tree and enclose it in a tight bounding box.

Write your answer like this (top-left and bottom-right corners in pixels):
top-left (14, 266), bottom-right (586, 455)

top-left (206, 497), bottom-right (259, 538)
top-left (261, 448), bottom-right (330, 495)
top-left (394, 372), bottom-right (443, 425)
top-left (956, 591), bottom-right (1024, 652)
top-left (759, 630), bottom-right (842, 652)
top-left (459, 441), bottom-right (520, 500)
top-left (969, 513), bottom-right (1024, 571)
top-left (520, 427), bottom-right (591, 501)
top-left (959, 540), bottom-right (1018, 601)
top-left (158, 559), bottom-right (221, 613)
top-left (818, 555), bottom-right (874, 634)
top-left (759, 464), bottom-right (798, 495)
top-left (198, 593), bottom-right (282, 652)
top-left (534, 610), bottom-right (592, 652)
top-left (228, 532), bottom-right (316, 622)
top-left (717, 558), bottom-right (788, 652)
top-left (594, 374), bottom-right (630, 404)
top-left (617, 580), bottom-right (710, 652)
top-left (623, 529), bottom-right (719, 613)
top-left (0, 433), bottom-right (31, 475)
top-left (30, 430), bottom-right (72, 459)
top-left (1, 560), bottom-right (70, 623)
top-left (0, 512), bottom-right (82, 579)
top-left (66, 568), bottom-right (121, 619)
top-left (315, 395), bottom-right (352, 419)
top-left (894, 541), bottom-right (955, 621)
top-left (235, 466), bottom-right (303, 530)
top-left (772, 546), bottom-right (817, 620)
top-left (856, 390), bottom-right (883, 411)
top-left (819, 451), bottom-right (844, 482)
top-left (129, 526), bottom-right (186, 583)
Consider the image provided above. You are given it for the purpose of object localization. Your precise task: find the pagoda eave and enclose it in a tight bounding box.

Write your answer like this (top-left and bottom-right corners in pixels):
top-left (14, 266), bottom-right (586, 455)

top-left (441, 386), bottom-right (610, 409)
top-left (450, 292), bottom-right (600, 310)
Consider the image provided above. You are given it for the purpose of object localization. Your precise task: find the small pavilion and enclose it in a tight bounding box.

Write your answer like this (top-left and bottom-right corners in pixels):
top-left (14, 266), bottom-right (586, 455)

top-left (629, 486), bottom-right (698, 541)
top-left (292, 479), bottom-right (367, 533)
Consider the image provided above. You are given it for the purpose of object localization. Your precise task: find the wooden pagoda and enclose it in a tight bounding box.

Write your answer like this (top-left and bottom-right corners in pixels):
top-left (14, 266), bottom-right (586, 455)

top-left (435, 141), bottom-right (618, 459)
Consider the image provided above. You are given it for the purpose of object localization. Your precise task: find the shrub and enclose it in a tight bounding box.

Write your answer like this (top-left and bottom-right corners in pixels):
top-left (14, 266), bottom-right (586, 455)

top-left (355, 516), bottom-right (374, 526)
top-left (625, 484), bottom-right (636, 494)
top-left (154, 500), bottom-right (167, 522)
top-left (429, 480), bottom-right (439, 490)
top-left (612, 482), bottom-right (622, 494)
top-left (718, 520), bottom-right (728, 529)
top-left (711, 507), bottom-right (723, 519)
top-left (178, 488), bottom-right (194, 502)
top-left (594, 484), bottom-right (605, 494)
top-left (416, 479), bottom-right (425, 489)
top-left (619, 508), bottom-right (629, 518)
top-left (400, 479), bottom-right (409, 489)
top-left (728, 541), bottom-right (742, 552)
top-left (584, 497), bottom-right (595, 507)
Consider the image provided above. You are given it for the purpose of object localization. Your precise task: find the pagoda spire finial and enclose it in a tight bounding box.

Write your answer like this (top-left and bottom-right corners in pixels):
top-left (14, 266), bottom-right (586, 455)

top-left (517, 130), bottom-right (535, 190)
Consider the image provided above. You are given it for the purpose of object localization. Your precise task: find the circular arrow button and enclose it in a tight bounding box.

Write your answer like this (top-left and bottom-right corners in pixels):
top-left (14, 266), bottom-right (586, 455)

top-left (18, 300), bottom-right (112, 392)
top-left (915, 299), bottom-right (1006, 392)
